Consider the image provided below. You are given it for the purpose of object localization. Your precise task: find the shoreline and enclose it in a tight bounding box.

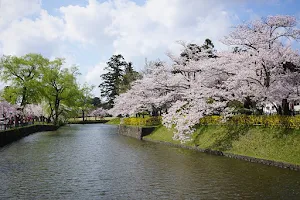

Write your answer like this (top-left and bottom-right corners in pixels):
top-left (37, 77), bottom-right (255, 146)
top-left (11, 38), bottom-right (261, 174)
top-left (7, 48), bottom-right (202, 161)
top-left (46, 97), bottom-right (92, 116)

top-left (0, 124), bottom-right (59, 147)
top-left (68, 120), bottom-right (109, 124)
top-left (143, 137), bottom-right (300, 171)
top-left (116, 124), bottom-right (300, 171)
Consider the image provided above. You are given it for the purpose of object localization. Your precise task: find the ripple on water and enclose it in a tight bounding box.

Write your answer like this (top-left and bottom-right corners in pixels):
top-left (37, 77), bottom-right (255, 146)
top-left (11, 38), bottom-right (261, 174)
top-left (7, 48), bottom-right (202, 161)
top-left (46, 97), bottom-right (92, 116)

top-left (0, 124), bottom-right (299, 199)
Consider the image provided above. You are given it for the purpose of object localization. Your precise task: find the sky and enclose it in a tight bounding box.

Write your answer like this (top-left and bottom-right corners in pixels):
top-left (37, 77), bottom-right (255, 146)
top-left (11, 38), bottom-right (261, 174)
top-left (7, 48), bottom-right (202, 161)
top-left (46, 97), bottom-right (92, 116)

top-left (0, 0), bottom-right (300, 96)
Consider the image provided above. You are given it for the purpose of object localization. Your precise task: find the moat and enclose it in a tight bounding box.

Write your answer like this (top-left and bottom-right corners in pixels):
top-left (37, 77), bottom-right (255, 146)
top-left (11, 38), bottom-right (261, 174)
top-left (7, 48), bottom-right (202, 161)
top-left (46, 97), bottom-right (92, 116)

top-left (0, 124), bottom-right (300, 199)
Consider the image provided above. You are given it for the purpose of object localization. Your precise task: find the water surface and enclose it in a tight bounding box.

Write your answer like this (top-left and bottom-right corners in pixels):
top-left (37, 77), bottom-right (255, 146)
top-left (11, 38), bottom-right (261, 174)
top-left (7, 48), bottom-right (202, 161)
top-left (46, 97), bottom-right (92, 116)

top-left (0, 124), bottom-right (299, 199)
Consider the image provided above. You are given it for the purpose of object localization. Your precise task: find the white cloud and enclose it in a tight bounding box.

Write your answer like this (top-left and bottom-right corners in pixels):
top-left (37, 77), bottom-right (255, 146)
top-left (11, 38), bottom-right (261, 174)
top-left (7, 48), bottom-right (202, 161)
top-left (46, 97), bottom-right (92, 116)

top-left (0, 0), bottom-right (250, 96)
top-left (60, 0), bottom-right (114, 45)
top-left (66, 0), bottom-right (233, 63)
top-left (54, 0), bottom-right (238, 94)
top-left (84, 62), bottom-right (107, 96)
top-left (0, 10), bottom-right (64, 56)
top-left (57, 0), bottom-right (234, 55)
top-left (0, 0), bottom-right (41, 27)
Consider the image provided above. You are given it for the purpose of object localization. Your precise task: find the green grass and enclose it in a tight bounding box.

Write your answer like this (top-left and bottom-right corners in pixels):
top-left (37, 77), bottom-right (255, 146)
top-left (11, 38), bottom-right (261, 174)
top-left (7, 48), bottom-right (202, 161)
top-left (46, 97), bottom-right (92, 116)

top-left (144, 126), bottom-right (181, 144)
top-left (228, 127), bottom-right (300, 165)
top-left (106, 117), bottom-right (121, 125)
top-left (144, 125), bottom-right (300, 165)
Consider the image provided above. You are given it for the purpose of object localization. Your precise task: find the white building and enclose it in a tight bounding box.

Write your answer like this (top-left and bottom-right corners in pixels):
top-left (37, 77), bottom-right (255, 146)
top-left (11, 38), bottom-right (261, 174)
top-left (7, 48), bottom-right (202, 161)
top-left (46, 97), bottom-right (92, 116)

top-left (292, 101), bottom-right (300, 114)
top-left (263, 103), bottom-right (277, 115)
top-left (263, 101), bottom-right (300, 115)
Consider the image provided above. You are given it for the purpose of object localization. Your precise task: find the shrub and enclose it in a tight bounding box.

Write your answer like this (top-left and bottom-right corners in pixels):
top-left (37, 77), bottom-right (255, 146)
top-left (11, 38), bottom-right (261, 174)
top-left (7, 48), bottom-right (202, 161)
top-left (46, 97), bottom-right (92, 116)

top-left (123, 117), bottom-right (161, 126)
top-left (199, 115), bottom-right (300, 129)
top-left (123, 115), bottom-right (300, 128)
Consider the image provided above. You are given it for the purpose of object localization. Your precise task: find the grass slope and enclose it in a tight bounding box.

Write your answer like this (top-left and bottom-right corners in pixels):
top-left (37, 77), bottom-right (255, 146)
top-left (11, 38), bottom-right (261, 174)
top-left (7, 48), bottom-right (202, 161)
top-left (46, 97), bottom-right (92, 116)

top-left (106, 118), bottom-right (121, 125)
top-left (144, 125), bottom-right (300, 165)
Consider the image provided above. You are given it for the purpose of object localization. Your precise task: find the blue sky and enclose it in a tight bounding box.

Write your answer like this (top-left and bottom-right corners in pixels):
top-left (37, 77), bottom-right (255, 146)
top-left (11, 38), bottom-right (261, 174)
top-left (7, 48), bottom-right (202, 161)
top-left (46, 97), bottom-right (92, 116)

top-left (41, 0), bottom-right (300, 21)
top-left (0, 0), bottom-right (299, 96)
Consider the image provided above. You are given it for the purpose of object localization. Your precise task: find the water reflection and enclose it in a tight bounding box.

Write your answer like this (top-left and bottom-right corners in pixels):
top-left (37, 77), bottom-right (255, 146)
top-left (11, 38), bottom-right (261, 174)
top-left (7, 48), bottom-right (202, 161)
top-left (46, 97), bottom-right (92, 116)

top-left (0, 124), bottom-right (299, 199)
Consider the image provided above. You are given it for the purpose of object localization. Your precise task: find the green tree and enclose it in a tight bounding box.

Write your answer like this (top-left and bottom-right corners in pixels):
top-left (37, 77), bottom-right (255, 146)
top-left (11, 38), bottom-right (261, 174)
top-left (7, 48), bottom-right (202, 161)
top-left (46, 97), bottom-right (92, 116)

top-left (179, 39), bottom-right (215, 65)
top-left (2, 86), bottom-right (20, 104)
top-left (39, 58), bottom-right (81, 125)
top-left (76, 84), bottom-right (94, 121)
top-left (91, 97), bottom-right (101, 107)
top-left (0, 53), bottom-right (49, 106)
top-left (202, 38), bottom-right (214, 51)
top-left (120, 62), bottom-right (141, 93)
top-left (99, 54), bottom-right (128, 108)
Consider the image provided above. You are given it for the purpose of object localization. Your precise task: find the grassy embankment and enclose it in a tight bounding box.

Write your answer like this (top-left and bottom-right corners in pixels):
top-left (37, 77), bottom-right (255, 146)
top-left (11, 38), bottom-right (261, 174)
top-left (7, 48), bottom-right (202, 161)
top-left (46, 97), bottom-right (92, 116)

top-left (106, 117), bottom-right (121, 125)
top-left (105, 116), bottom-right (300, 165)
top-left (144, 125), bottom-right (300, 165)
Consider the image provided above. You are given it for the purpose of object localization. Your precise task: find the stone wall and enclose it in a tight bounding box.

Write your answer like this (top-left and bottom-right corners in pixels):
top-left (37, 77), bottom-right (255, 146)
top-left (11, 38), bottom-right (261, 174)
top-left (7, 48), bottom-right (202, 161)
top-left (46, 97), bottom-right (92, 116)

top-left (0, 125), bottom-right (59, 147)
top-left (118, 125), bottom-right (155, 140)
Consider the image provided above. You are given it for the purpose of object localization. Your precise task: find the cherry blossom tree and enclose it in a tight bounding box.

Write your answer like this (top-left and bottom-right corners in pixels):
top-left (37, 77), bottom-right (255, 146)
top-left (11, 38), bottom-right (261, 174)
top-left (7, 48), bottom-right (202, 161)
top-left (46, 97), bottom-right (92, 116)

top-left (109, 61), bottom-right (186, 117)
top-left (110, 15), bottom-right (300, 142)
top-left (0, 100), bottom-right (19, 118)
top-left (89, 107), bottom-right (107, 119)
top-left (162, 56), bottom-right (234, 141)
top-left (167, 15), bottom-right (300, 140)
top-left (221, 15), bottom-right (300, 113)
top-left (23, 104), bottom-right (44, 118)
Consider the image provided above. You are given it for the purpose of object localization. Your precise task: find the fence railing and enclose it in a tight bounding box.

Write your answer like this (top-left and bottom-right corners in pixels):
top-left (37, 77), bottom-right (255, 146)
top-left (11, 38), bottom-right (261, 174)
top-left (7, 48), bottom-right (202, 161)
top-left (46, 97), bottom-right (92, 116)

top-left (0, 120), bottom-right (47, 132)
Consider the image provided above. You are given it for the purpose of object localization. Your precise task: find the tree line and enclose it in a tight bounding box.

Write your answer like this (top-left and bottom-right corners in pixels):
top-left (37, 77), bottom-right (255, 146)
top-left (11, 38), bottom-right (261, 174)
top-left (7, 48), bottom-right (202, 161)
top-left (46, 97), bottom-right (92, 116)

top-left (0, 54), bottom-right (93, 125)
top-left (0, 53), bottom-right (141, 124)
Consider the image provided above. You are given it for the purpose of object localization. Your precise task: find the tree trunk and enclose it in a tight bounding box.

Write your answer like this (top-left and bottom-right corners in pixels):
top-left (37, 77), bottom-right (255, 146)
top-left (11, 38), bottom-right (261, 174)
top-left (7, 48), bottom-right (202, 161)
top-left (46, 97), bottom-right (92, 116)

top-left (151, 106), bottom-right (160, 117)
top-left (54, 96), bottom-right (60, 126)
top-left (277, 105), bottom-right (282, 115)
top-left (20, 87), bottom-right (27, 107)
top-left (82, 110), bottom-right (85, 121)
top-left (244, 96), bottom-right (252, 109)
top-left (54, 107), bottom-right (59, 125)
top-left (282, 99), bottom-right (290, 116)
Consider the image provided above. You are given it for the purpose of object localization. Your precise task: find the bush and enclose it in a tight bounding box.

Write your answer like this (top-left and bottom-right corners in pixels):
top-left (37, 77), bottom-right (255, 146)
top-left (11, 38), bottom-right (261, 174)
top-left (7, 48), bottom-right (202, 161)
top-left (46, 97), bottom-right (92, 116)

top-left (107, 118), bottom-right (121, 125)
top-left (122, 115), bottom-right (300, 128)
top-left (199, 115), bottom-right (300, 129)
top-left (199, 115), bottom-right (221, 125)
top-left (123, 117), bottom-right (161, 126)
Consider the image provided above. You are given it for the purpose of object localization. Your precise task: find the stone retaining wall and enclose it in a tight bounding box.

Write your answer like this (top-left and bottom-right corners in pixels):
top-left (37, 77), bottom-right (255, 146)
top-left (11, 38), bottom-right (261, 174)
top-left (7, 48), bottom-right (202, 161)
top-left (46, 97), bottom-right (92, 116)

top-left (118, 125), bottom-right (155, 140)
top-left (0, 125), bottom-right (59, 147)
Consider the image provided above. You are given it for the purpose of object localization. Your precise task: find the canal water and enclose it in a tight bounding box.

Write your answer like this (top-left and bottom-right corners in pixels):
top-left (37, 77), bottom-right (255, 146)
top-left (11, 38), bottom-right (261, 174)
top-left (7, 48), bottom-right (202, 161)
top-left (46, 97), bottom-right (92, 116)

top-left (0, 124), bottom-right (299, 199)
